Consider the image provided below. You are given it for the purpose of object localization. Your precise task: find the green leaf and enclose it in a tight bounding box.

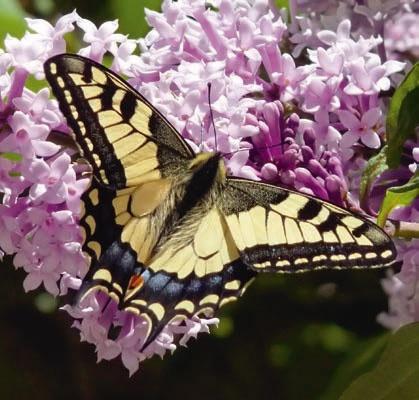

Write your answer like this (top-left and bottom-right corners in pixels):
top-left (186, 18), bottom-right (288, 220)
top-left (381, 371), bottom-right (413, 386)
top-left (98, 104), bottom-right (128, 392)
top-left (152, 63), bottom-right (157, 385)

top-left (339, 323), bottom-right (419, 400)
top-left (386, 63), bottom-right (419, 168)
top-left (359, 146), bottom-right (389, 204)
top-left (0, 152), bottom-right (23, 162)
top-left (377, 172), bottom-right (419, 227)
top-left (110, 0), bottom-right (161, 38)
top-left (321, 334), bottom-right (388, 400)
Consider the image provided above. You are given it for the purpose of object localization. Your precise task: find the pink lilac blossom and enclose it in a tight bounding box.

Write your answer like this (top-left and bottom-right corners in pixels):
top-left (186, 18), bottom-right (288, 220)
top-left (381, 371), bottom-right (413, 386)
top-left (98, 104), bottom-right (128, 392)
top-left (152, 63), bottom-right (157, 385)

top-left (78, 19), bottom-right (127, 61)
top-left (289, 0), bottom-right (417, 62)
top-left (378, 235), bottom-right (419, 330)
top-left (271, 16), bottom-right (405, 184)
top-left (385, 11), bottom-right (419, 59)
top-left (338, 107), bottom-right (382, 151)
top-left (0, 0), bottom-right (416, 374)
top-left (264, 16), bottom-right (405, 163)
top-left (127, 0), bottom-right (287, 179)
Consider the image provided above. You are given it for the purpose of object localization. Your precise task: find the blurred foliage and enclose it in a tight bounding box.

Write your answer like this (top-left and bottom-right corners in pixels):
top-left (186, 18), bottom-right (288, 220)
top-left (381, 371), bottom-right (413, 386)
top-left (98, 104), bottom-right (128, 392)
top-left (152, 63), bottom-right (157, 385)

top-left (340, 323), bottom-right (419, 399)
top-left (0, 1), bottom-right (407, 399)
top-left (322, 334), bottom-right (388, 400)
top-left (0, 254), bottom-right (395, 400)
top-left (0, 0), bottom-right (26, 43)
top-left (111, 0), bottom-right (161, 38)
top-left (22, 0), bottom-right (161, 38)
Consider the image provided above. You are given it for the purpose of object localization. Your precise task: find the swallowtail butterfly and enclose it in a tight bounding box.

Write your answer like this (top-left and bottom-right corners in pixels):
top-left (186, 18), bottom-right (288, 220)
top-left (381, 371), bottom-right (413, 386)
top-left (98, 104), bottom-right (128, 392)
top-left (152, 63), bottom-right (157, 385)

top-left (44, 54), bottom-right (397, 349)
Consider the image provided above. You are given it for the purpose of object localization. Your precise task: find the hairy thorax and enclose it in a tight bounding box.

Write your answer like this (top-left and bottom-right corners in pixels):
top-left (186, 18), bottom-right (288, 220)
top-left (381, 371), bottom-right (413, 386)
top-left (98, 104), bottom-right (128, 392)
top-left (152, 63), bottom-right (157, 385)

top-left (121, 152), bottom-right (227, 265)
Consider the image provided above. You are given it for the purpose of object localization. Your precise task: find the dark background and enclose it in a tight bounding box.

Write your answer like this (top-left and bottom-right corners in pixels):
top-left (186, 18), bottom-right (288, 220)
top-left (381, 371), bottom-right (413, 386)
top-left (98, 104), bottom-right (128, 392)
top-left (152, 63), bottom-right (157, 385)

top-left (0, 1), bottom-right (392, 399)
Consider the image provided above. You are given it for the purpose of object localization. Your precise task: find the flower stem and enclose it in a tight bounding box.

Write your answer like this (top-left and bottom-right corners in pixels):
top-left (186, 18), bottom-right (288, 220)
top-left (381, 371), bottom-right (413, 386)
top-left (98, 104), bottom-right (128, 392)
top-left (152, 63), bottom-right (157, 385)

top-left (394, 221), bottom-right (419, 239)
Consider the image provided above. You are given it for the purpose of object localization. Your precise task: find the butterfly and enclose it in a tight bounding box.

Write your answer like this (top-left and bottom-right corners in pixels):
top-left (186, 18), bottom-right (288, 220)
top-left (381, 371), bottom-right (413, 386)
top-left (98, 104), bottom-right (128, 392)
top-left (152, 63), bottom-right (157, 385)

top-left (44, 54), bottom-right (397, 350)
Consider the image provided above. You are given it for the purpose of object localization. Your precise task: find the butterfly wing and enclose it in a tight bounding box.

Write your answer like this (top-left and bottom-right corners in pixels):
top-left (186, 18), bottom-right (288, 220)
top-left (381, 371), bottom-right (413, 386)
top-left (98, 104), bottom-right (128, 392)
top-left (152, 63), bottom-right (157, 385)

top-left (124, 206), bottom-right (256, 349)
top-left (43, 54), bottom-right (197, 324)
top-left (77, 178), bottom-right (142, 304)
top-left (44, 55), bottom-right (255, 349)
top-left (44, 54), bottom-right (398, 352)
top-left (44, 54), bottom-right (194, 189)
top-left (220, 178), bottom-right (397, 272)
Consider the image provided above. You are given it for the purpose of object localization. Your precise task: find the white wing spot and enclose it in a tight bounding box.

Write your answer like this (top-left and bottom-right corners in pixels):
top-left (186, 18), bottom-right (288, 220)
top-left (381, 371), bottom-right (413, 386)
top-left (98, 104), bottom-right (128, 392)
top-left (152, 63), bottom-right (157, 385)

top-left (49, 62), bottom-right (57, 74)
top-left (331, 254), bottom-right (346, 261)
top-left (365, 252), bottom-right (377, 259)
top-left (381, 250), bottom-right (393, 259)
top-left (313, 255), bottom-right (328, 262)
top-left (348, 253), bottom-right (362, 260)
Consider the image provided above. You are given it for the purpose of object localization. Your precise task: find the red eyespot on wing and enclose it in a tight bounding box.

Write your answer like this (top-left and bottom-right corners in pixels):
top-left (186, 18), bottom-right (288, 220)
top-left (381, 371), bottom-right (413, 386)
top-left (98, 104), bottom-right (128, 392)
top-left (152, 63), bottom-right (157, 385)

top-left (128, 275), bottom-right (144, 290)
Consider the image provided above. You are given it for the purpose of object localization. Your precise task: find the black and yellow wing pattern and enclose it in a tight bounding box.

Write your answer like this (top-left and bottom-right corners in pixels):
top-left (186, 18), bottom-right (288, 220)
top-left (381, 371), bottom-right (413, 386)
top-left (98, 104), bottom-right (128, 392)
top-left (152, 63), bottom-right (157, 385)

top-left (221, 178), bottom-right (396, 272)
top-left (44, 54), bottom-right (256, 347)
top-left (44, 54), bottom-right (194, 189)
top-left (44, 54), bottom-right (397, 350)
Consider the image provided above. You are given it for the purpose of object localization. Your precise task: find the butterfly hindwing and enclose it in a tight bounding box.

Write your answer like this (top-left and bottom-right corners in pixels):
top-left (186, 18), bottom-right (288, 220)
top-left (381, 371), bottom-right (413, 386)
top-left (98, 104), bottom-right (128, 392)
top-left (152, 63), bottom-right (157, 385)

top-left (78, 176), bottom-right (178, 308)
top-left (221, 178), bottom-right (397, 272)
top-left (77, 178), bottom-right (148, 305)
top-left (44, 54), bottom-right (194, 189)
top-left (122, 206), bottom-right (255, 347)
top-left (123, 260), bottom-right (255, 349)
top-left (148, 207), bottom-right (239, 278)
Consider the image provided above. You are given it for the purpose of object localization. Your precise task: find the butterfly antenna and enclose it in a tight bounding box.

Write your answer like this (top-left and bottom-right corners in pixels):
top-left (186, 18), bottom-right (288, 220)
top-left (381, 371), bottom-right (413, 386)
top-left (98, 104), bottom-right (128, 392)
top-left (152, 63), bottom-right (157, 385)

top-left (207, 82), bottom-right (218, 152)
top-left (224, 141), bottom-right (288, 157)
top-left (199, 120), bottom-right (204, 151)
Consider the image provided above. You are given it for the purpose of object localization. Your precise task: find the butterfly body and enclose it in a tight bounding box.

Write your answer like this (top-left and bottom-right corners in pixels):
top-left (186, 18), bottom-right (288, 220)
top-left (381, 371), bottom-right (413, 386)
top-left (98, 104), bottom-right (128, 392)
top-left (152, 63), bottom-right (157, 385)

top-left (44, 54), bottom-right (397, 349)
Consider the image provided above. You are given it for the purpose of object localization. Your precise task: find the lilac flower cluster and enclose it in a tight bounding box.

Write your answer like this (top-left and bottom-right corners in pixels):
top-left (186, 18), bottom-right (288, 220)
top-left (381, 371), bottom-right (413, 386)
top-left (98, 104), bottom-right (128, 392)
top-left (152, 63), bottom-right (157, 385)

top-left (0, 0), bottom-right (417, 374)
top-left (386, 11), bottom-right (419, 59)
top-left (0, 11), bottom-right (88, 297)
top-left (289, 0), bottom-right (417, 61)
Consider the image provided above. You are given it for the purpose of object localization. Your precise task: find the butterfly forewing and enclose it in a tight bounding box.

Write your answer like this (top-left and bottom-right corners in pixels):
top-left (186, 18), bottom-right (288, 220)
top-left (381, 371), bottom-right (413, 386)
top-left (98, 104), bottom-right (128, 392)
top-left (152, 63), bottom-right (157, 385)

top-left (221, 178), bottom-right (397, 272)
top-left (44, 54), bottom-right (194, 189)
